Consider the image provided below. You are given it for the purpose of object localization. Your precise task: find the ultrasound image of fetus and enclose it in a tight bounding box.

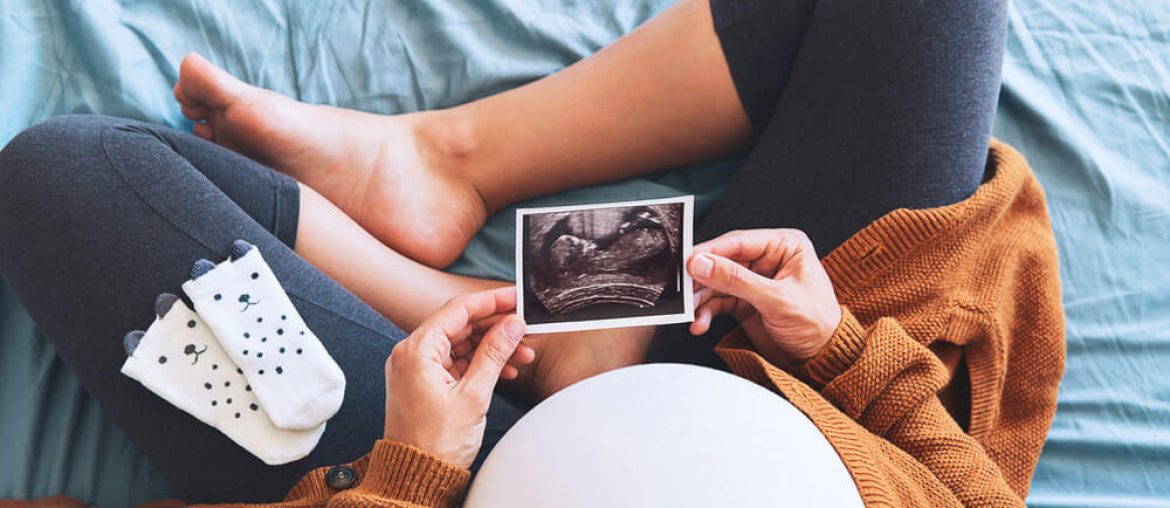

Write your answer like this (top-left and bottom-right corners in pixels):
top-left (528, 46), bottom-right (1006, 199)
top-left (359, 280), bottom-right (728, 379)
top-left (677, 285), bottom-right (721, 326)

top-left (523, 203), bottom-right (684, 321)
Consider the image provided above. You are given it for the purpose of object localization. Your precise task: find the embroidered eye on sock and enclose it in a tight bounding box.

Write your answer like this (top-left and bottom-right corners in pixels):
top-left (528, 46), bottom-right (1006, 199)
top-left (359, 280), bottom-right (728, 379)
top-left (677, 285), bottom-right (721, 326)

top-left (182, 241), bottom-right (345, 431)
top-left (120, 240), bottom-right (345, 464)
top-left (121, 294), bottom-right (325, 465)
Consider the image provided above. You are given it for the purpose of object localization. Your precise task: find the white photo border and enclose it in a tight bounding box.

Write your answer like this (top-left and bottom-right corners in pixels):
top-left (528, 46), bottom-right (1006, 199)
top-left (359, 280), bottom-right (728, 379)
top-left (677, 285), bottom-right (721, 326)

top-left (515, 195), bottom-right (695, 334)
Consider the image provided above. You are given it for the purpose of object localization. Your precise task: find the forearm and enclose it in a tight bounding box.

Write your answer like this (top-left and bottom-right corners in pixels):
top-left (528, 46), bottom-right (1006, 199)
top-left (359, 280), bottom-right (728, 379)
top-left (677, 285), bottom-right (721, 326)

top-left (417, 0), bottom-right (750, 212)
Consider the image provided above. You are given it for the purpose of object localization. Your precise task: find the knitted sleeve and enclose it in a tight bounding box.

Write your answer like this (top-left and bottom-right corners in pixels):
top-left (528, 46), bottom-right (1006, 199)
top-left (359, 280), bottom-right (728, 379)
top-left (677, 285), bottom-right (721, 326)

top-left (717, 306), bottom-right (1026, 507)
top-left (324, 441), bottom-right (470, 508)
top-left (173, 440), bottom-right (470, 508)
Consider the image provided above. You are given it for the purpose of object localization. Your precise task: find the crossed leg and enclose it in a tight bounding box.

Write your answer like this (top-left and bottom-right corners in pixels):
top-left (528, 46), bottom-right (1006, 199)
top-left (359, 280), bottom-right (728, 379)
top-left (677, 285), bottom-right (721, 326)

top-left (0, 0), bottom-right (1005, 501)
top-left (0, 117), bottom-right (526, 502)
top-left (173, 0), bottom-right (1005, 390)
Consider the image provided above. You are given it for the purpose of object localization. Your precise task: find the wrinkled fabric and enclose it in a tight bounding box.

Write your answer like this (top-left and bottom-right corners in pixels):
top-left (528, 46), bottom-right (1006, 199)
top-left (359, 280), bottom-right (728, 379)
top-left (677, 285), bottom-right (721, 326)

top-left (0, 0), bottom-right (1168, 506)
top-left (993, 1), bottom-right (1170, 506)
top-left (0, 1), bottom-right (725, 505)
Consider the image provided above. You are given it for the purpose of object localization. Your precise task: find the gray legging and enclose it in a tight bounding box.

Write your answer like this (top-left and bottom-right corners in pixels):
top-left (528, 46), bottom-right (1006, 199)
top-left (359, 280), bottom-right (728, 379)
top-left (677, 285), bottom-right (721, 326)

top-left (0, 116), bottom-right (530, 502)
top-left (0, 0), bottom-right (1005, 503)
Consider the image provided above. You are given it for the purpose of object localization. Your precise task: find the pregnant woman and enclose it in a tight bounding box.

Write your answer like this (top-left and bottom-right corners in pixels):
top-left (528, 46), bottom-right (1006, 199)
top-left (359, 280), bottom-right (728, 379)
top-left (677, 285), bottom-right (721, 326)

top-left (0, 0), bottom-right (1063, 505)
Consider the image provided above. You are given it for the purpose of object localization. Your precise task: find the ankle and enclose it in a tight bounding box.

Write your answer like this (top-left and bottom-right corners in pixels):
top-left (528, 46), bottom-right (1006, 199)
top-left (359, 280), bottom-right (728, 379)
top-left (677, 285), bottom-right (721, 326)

top-left (410, 108), bottom-right (500, 211)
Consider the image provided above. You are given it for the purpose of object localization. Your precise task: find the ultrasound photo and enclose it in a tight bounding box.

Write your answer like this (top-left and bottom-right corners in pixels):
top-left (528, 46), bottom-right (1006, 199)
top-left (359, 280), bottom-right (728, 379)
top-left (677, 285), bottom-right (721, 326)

top-left (515, 196), bottom-right (694, 333)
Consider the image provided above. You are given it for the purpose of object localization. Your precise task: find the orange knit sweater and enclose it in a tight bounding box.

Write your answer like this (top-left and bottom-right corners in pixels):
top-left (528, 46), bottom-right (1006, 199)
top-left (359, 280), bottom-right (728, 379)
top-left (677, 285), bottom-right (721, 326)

top-left (718, 139), bottom-right (1065, 506)
top-left (18, 140), bottom-right (1065, 508)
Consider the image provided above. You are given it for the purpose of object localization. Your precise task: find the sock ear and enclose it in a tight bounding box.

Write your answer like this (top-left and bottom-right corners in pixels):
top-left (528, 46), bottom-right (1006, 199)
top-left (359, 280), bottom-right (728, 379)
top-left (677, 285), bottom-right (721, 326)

top-left (191, 258), bottom-right (217, 280)
top-left (155, 293), bottom-right (181, 318)
top-left (230, 240), bottom-right (255, 260)
top-left (124, 330), bottom-right (146, 356)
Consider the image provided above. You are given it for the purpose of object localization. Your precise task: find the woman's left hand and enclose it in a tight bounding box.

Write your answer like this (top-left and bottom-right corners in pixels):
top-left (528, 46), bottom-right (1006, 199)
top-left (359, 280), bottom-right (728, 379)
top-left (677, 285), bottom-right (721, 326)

top-left (687, 229), bottom-right (842, 368)
top-left (383, 286), bottom-right (534, 469)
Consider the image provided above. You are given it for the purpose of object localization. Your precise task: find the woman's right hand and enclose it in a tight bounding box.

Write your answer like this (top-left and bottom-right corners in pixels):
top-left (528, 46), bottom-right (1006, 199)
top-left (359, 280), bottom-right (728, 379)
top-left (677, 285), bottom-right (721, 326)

top-left (383, 286), bottom-right (534, 469)
top-left (687, 229), bottom-right (843, 368)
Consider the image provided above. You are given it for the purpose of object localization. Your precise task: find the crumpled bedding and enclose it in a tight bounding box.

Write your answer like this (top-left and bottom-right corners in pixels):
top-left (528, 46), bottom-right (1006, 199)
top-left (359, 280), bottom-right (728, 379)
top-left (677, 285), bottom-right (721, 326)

top-left (994, 1), bottom-right (1170, 506)
top-left (0, 0), bottom-right (1166, 506)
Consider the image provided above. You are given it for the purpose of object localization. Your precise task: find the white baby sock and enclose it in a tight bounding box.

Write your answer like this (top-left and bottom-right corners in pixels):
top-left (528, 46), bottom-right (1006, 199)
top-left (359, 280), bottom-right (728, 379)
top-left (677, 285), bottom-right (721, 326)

top-left (121, 294), bottom-right (325, 465)
top-left (182, 240), bottom-right (345, 431)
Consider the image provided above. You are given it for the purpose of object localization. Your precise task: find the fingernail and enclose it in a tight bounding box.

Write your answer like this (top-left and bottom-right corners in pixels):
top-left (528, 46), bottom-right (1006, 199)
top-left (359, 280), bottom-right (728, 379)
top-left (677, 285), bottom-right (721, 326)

top-left (691, 254), bottom-right (714, 278)
top-left (503, 317), bottom-right (525, 342)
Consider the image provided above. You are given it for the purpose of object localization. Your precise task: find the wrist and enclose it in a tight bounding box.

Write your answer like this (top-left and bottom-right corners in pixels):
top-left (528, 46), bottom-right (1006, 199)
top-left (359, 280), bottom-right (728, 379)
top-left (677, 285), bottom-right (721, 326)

top-left (779, 305), bottom-right (842, 364)
top-left (385, 419), bottom-right (474, 469)
top-left (798, 306), bottom-right (866, 389)
top-left (809, 303), bottom-right (844, 360)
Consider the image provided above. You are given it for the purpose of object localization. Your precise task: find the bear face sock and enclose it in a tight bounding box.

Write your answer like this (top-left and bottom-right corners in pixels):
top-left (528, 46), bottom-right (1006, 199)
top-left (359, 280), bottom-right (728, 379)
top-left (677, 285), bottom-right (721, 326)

top-left (182, 241), bottom-right (346, 431)
top-left (121, 294), bottom-right (325, 465)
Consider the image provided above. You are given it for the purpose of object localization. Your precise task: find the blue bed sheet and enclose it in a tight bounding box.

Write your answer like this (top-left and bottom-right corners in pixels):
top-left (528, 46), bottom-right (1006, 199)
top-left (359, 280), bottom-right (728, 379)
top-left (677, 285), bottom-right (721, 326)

top-left (995, 1), bottom-right (1170, 506)
top-left (0, 0), bottom-right (1167, 506)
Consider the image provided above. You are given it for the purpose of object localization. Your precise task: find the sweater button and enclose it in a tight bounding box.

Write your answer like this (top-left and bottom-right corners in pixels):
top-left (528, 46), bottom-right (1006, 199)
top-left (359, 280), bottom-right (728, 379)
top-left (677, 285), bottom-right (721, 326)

top-left (326, 465), bottom-right (357, 490)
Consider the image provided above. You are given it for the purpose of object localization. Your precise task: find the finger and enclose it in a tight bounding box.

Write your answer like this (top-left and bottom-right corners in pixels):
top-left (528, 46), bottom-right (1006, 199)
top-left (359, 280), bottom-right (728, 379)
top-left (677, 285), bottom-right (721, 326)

top-left (451, 339), bottom-right (474, 359)
top-left (432, 287), bottom-right (517, 343)
top-left (450, 316), bottom-right (500, 347)
top-left (451, 312), bottom-right (510, 342)
top-left (441, 344), bottom-right (454, 370)
top-left (690, 306), bottom-right (712, 335)
top-left (180, 103), bottom-right (210, 122)
top-left (451, 335), bottom-right (533, 367)
top-left (501, 365), bottom-right (519, 380)
top-left (689, 294), bottom-right (741, 335)
top-left (693, 287), bottom-right (720, 322)
top-left (693, 229), bottom-right (811, 276)
top-left (173, 82), bottom-right (191, 105)
top-left (448, 357), bottom-right (471, 378)
top-left (462, 315), bottom-right (527, 394)
top-left (472, 314), bottom-right (508, 335)
top-left (510, 344), bottom-right (536, 365)
top-left (693, 229), bottom-right (777, 260)
top-left (700, 294), bottom-right (749, 319)
top-left (192, 122), bottom-right (214, 141)
top-left (688, 253), bottom-right (776, 310)
top-left (694, 286), bottom-right (718, 308)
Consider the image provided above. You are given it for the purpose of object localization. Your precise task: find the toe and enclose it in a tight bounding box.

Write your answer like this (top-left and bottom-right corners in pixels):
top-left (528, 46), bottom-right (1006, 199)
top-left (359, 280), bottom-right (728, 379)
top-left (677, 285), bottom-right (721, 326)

top-left (177, 52), bottom-right (246, 109)
top-left (192, 122), bottom-right (214, 141)
top-left (180, 102), bottom-right (210, 122)
top-left (173, 81), bottom-right (191, 106)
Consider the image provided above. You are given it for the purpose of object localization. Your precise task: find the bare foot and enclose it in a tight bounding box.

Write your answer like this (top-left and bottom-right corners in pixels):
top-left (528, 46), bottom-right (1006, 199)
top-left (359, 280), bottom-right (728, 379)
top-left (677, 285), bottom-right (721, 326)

top-left (173, 53), bottom-right (486, 268)
top-left (506, 326), bottom-right (655, 401)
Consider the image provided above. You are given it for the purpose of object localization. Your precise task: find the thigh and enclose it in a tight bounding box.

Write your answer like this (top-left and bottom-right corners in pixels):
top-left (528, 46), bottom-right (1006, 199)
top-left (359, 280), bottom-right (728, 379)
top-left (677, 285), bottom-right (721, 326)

top-left (702, 0), bottom-right (1007, 254)
top-left (0, 116), bottom-right (521, 502)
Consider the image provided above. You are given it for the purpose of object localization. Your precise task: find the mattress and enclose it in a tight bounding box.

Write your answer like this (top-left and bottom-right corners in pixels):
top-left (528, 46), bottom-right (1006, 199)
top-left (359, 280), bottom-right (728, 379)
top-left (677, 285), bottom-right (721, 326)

top-left (1, 0), bottom-right (1167, 505)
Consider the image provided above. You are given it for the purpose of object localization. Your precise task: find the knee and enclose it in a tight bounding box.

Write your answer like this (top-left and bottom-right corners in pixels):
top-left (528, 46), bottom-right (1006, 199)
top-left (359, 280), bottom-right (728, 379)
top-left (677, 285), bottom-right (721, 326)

top-left (0, 115), bottom-right (129, 207)
top-left (0, 115), bottom-right (136, 246)
top-left (2, 115), bottom-right (99, 175)
top-left (2, 114), bottom-right (128, 164)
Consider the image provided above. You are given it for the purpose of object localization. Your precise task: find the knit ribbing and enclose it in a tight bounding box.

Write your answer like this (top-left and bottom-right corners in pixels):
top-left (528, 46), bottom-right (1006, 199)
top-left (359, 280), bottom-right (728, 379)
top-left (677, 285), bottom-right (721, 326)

top-left (346, 440), bottom-right (470, 507)
top-left (801, 307), bottom-right (868, 389)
